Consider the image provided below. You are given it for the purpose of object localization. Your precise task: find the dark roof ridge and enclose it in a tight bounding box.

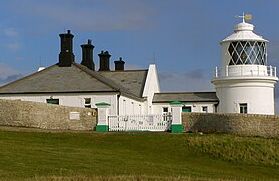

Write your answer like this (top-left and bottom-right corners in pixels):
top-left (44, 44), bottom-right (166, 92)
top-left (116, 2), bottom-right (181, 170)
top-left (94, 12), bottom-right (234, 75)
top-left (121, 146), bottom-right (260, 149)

top-left (74, 63), bottom-right (118, 91)
top-left (74, 63), bottom-right (144, 101)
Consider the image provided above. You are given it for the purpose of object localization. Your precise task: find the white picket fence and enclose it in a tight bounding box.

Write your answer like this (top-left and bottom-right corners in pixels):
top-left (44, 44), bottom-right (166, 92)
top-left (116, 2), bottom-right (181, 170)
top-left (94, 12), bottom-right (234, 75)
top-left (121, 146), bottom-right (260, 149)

top-left (108, 114), bottom-right (172, 132)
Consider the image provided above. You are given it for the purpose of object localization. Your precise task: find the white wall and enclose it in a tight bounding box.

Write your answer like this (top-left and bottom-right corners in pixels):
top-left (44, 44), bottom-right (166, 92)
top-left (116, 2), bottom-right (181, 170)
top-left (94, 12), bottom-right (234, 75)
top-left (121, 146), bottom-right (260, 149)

top-left (142, 64), bottom-right (160, 114)
top-left (215, 79), bottom-right (276, 115)
top-left (0, 93), bottom-right (118, 115)
top-left (118, 96), bottom-right (145, 115)
top-left (153, 102), bottom-right (217, 114)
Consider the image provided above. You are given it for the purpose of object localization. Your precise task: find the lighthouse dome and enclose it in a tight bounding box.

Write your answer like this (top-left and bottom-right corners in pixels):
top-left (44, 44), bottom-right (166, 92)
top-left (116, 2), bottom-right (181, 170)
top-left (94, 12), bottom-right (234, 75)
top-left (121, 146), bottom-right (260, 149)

top-left (234, 22), bottom-right (254, 31)
top-left (222, 21), bottom-right (267, 42)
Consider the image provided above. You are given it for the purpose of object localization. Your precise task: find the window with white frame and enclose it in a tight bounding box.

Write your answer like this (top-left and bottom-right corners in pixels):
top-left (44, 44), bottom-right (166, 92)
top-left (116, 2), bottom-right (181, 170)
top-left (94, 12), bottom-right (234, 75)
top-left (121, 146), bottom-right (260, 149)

top-left (202, 106), bottom-right (208, 113)
top-left (46, 98), bottom-right (59, 105)
top-left (182, 106), bottom-right (192, 113)
top-left (239, 103), bottom-right (248, 114)
top-left (162, 107), bottom-right (168, 114)
top-left (84, 98), bottom-right (91, 108)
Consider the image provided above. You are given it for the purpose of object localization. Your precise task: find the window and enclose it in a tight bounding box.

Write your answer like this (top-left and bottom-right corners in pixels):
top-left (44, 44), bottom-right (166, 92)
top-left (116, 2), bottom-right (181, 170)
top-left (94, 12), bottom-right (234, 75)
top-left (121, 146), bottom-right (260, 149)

top-left (228, 41), bottom-right (267, 65)
top-left (163, 107), bottom-right (168, 113)
top-left (239, 103), bottom-right (248, 114)
top-left (46, 99), bottom-right (59, 105)
top-left (84, 98), bottom-right (91, 108)
top-left (202, 106), bottom-right (208, 113)
top-left (182, 106), bottom-right (192, 113)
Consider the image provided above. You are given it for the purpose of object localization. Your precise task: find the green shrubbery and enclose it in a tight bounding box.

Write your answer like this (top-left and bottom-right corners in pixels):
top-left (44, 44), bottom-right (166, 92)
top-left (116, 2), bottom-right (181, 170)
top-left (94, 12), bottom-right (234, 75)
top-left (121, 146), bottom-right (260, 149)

top-left (185, 134), bottom-right (279, 166)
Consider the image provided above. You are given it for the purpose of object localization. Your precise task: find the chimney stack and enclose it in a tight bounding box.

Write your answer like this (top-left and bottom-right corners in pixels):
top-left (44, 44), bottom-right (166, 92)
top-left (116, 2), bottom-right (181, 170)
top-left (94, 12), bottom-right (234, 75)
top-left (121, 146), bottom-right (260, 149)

top-left (58, 30), bottom-right (75, 67)
top-left (81, 39), bottom-right (95, 71)
top-left (98, 51), bottom-right (111, 71)
top-left (114, 57), bottom-right (125, 71)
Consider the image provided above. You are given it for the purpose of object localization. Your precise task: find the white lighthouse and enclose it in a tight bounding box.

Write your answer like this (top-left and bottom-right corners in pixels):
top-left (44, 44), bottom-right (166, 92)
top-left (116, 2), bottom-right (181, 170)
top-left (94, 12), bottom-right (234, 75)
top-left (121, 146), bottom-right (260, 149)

top-left (212, 14), bottom-right (278, 115)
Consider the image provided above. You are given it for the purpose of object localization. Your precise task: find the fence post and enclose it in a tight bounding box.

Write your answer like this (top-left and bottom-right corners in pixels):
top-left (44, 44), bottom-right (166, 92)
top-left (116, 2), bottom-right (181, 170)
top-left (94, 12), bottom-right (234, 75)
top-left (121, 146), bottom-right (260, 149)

top-left (170, 101), bottom-right (184, 133)
top-left (95, 102), bottom-right (110, 132)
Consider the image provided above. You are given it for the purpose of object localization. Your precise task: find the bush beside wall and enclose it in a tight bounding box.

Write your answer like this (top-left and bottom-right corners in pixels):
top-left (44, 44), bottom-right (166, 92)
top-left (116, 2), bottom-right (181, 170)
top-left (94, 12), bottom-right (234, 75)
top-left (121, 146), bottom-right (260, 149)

top-left (182, 113), bottom-right (279, 138)
top-left (0, 99), bottom-right (97, 130)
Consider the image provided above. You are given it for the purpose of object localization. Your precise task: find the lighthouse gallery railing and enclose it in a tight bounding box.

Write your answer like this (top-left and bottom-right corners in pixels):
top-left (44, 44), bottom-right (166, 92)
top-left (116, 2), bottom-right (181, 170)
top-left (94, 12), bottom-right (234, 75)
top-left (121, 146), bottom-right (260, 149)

top-left (214, 65), bottom-right (277, 78)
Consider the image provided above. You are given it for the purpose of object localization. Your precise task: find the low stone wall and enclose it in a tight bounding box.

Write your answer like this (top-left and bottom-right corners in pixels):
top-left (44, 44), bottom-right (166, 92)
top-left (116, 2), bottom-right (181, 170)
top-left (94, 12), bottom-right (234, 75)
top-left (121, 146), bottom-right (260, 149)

top-left (182, 113), bottom-right (279, 137)
top-left (0, 99), bottom-right (97, 130)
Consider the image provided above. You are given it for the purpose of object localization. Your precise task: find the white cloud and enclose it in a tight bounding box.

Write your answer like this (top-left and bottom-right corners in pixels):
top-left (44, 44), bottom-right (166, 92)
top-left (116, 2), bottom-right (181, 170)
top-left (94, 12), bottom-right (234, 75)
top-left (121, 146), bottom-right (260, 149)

top-left (0, 27), bottom-right (21, 51)
top-left (6, 42), bottom-right (21, 51)
top-left (0, 63), bottom-right (19, 78)
top-left (159, 70), bottom-right (214, 92)
top-left (3, 28), bottom-right (19, 37)
top-left (0, 63), bottom-right (23, 85)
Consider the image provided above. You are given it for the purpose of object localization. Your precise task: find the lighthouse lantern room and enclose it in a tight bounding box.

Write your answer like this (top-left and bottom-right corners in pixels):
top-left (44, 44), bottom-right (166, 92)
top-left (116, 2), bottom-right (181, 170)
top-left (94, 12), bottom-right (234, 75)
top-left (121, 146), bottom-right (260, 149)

top-left (212, 14), bottom-right (278, 115)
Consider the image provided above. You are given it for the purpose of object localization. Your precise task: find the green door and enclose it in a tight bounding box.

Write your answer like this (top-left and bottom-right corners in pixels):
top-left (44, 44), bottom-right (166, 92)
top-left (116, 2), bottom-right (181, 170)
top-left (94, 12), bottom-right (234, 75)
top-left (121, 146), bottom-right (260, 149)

top-left (182, 106), bottom-right (192, 112)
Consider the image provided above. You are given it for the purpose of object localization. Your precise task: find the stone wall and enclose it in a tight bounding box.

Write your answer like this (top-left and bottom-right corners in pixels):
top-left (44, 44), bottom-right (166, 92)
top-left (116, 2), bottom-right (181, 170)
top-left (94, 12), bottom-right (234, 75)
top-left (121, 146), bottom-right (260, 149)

top-left (182, 113), bottom-right (279, 137)
top-left (0, 99), bottom-right (97, 130)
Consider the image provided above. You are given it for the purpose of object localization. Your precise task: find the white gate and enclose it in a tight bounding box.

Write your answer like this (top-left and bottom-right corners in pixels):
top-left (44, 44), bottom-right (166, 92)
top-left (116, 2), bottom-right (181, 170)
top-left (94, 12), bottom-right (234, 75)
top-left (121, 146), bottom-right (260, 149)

top-left (108, 114), bottom-right (172, 132)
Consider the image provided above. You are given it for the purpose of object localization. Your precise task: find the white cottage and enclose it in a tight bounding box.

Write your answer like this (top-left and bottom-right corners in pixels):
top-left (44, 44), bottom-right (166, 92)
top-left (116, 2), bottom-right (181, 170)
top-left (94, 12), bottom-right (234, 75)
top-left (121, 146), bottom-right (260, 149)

top-left (0, 29), bottom-right (219, 116)
top-left (0, 30), bottom-right (160, 116)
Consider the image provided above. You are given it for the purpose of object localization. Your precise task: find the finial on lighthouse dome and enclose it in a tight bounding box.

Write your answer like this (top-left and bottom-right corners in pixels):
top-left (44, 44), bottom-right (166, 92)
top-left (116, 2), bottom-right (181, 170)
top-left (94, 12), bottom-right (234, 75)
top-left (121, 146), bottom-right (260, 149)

top-left (222, 13), bottom-right (267, 42)
top-left (234, 13), bottom-right (254, 32)
top-left (237, 12), bottom-right (253, 23)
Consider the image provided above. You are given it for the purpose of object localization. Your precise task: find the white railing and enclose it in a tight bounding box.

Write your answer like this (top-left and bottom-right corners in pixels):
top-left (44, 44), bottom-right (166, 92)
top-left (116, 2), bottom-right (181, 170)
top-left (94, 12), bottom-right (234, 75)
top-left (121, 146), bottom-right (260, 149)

top-left (214, 65), bottom-right (277, 78)
top-left (108, 114), bottom-right (172, 132)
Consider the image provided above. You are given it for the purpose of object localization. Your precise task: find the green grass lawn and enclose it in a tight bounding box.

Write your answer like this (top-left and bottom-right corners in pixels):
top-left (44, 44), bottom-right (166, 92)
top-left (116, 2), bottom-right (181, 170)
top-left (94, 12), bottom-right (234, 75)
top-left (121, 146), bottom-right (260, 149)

top-left (0, 127), bottom-right (278, 181)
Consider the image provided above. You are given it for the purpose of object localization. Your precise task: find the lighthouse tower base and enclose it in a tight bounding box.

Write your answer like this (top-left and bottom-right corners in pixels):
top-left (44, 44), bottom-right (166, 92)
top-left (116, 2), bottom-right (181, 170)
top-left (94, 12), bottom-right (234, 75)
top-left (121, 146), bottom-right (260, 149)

top-left (213, 77), bottom-right (277, 115)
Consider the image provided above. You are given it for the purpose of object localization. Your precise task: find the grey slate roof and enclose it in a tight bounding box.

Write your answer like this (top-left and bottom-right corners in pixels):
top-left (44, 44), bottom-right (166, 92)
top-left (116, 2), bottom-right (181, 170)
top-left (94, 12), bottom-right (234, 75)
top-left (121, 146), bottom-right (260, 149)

top-left (153, 92), bottom-right (219, 103)
top-left (0, 63), bottom-right (148, 101)
top-left (99, 70), bottom-right (148, 98)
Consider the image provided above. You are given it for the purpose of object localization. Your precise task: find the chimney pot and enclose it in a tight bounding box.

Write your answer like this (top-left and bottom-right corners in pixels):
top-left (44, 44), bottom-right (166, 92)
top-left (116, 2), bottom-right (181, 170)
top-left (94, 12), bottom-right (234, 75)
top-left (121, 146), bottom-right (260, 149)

top-left (58, 30), bottom-right (75, 67)
top-left (81, 39), bottom-right (95, 71)
top-left (114, 57), bottom-right (125, 71)
top-left (98, 51), bottom-right (111, 71)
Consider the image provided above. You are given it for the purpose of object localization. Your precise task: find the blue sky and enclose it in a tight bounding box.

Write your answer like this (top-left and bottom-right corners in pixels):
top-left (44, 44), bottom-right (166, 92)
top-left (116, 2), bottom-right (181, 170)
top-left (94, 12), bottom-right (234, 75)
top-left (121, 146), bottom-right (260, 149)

top-left (1, 0), bottom-right (279, 102)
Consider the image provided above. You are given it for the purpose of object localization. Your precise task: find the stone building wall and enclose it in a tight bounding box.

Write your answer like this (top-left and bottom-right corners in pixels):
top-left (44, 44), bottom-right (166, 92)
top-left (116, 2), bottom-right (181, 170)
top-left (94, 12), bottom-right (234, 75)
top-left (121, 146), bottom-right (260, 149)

top-left (182, 113), bottom-right (279, 137)
top-left (0, 99), bottom-right (97, 130)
